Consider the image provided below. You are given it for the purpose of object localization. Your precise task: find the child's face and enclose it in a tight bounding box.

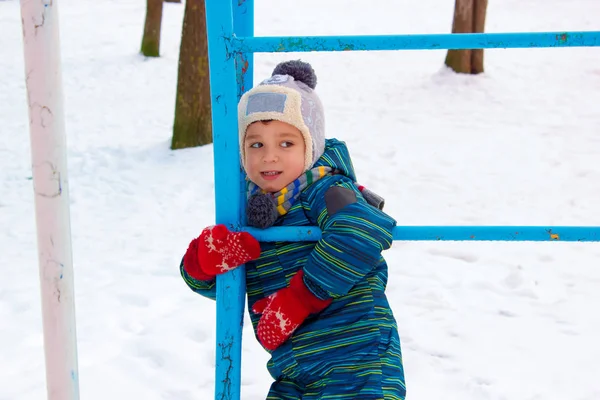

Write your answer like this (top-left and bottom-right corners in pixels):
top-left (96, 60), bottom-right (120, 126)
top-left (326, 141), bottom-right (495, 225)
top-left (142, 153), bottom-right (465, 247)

top-left (243, 120), bottom-right (306, 193)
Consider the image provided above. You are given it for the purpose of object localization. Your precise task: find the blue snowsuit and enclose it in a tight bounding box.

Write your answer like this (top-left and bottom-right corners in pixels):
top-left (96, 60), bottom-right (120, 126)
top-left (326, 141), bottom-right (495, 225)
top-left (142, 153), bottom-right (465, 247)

top-left (181, 139), bottom-right (406, 399)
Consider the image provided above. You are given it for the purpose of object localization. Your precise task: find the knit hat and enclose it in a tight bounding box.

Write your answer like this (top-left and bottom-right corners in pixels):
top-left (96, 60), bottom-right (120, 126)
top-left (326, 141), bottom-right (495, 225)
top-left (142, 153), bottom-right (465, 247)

top-left (238, 60), bottom-right (325, 172)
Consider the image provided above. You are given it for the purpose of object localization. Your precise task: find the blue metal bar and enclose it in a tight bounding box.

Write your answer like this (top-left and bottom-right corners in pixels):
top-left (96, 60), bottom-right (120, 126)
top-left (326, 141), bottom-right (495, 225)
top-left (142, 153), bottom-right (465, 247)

top-left (233, 0), bottom-right (254, 99)
top-left (205, 1), bottom-right (244, 399)
top-left (232, 31), bottom-right (600, 53)
top-left (244, 226), bottom-right (600, 242)
top-left (233, 0), bottom-right (254, 227)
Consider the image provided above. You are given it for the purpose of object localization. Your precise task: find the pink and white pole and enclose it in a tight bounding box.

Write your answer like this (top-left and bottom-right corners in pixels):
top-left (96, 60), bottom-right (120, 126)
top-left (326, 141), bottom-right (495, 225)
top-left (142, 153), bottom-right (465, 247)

top-left (19, 1), bottom-right (80, 399)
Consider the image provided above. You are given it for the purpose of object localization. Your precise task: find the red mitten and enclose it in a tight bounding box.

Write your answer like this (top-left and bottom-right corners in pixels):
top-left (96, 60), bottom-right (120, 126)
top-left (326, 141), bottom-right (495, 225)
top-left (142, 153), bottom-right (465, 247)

top-left (252, 270), bottom-right (332, 351)
top-left (183, 224), bottom-right (261, 280)
top-left (183, 236), bottom-right (213, 281)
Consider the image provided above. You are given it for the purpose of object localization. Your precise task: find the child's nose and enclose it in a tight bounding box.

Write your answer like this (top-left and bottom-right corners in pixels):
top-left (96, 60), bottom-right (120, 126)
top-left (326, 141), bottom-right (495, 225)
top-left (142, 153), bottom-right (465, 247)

top-left (262, 149), bottom-right (279, 162)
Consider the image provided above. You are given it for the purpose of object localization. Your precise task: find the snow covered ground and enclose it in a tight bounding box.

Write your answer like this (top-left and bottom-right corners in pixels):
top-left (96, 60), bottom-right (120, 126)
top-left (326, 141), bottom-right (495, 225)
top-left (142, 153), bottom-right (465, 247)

top-left (2, 0), bottom-right (600, 398)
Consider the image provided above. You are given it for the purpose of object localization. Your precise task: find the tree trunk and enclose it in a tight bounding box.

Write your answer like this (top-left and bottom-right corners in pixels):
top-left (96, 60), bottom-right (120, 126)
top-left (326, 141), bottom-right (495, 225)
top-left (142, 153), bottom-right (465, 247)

top-left (171, 0), bottom-right (212, 149)
top-left (141, 0), bottom-right (163, 57)
top-left (471, 0), bottom-right (488, 74)
top-left (445, 0), bottom-right (473, 74)
top-left (445, 0), bottom-right (488, 74)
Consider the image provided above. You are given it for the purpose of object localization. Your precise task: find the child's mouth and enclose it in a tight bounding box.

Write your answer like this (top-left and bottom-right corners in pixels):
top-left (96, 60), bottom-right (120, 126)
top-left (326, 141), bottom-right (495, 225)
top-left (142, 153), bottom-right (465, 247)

top-left (261, 171), bottom-right (282, 180)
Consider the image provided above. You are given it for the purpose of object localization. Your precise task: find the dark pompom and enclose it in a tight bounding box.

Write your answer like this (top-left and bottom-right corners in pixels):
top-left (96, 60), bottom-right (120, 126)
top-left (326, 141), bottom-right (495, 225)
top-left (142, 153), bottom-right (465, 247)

top-left (272, 60), bottom-right (317, 89)
top-left (247, 194), bottom-right (279, 229)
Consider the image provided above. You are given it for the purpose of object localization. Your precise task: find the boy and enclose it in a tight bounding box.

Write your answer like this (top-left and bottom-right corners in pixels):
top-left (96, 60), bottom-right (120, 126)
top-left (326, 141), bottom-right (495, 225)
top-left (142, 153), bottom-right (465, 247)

top-left (180, 60), bottom-right (406, 399)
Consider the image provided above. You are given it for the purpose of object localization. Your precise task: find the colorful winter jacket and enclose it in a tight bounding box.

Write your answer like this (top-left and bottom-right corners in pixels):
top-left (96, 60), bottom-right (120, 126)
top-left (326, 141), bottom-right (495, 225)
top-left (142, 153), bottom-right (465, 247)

top-left (180, 138), bottom-right (398, 379)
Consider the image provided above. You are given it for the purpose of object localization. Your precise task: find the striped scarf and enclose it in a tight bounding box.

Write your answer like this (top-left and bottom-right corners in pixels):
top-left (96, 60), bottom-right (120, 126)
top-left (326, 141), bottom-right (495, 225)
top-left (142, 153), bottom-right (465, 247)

top-left (247, 166), bottom-right (332, 216)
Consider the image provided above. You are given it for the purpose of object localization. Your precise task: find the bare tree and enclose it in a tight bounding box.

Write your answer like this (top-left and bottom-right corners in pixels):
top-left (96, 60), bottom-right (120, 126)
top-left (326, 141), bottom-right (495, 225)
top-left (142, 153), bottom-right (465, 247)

top-left (445, 0), bottom-right (488, 74)
top-left (141, 0), bottom-right (163, 57)
top-left (171, 0), bottom-right (212, 149)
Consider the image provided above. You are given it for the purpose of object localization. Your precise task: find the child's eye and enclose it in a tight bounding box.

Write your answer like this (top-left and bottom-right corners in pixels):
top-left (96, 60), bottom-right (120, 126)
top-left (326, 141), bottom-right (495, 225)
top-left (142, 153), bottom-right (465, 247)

top-left (249, 142), bottom-right (262, 148)
top-left (281, 141), bottom-right (294, 148)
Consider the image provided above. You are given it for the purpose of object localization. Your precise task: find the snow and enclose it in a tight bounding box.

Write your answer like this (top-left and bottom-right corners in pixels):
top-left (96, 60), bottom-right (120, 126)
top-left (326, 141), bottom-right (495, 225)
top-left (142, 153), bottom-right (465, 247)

top-left (2, 0), bottom-right (600, 398)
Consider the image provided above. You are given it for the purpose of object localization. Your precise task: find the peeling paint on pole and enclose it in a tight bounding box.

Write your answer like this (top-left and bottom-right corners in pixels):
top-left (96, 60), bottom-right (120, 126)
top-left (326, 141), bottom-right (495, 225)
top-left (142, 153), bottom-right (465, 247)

top-left (19, 0), bottom-right (80, 399)
top-left (232, 31), bottom-right (600, 53)
top-left (243, 226), bottom-right (600, 242)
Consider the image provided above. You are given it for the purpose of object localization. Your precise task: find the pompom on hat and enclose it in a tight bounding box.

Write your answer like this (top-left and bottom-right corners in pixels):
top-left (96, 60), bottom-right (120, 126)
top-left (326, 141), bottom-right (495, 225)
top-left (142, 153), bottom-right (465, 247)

top-left (238, 60), bottom-right (325, 172)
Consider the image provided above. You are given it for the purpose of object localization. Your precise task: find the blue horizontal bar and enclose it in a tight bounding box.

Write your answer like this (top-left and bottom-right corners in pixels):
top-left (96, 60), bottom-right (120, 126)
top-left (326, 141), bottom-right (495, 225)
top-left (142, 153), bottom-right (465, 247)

top-left (232, 31), bottom-right (600, 53)
top-left (243, 226), bottom-right (600, 242)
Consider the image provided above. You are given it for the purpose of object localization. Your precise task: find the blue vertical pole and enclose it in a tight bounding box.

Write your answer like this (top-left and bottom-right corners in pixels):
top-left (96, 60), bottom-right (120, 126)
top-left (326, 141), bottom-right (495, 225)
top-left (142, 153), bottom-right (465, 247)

top-left (233, 0), bottom-right (254, 99)
top-left (204, 1), bottom-right (244, 399)
top-left (233, 0), bottom-right (254, 227)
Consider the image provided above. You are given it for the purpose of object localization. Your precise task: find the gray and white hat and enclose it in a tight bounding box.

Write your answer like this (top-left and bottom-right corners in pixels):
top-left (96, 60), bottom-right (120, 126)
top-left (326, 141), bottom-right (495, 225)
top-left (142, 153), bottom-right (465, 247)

top-left (238, 60), bottom-right (325, 172)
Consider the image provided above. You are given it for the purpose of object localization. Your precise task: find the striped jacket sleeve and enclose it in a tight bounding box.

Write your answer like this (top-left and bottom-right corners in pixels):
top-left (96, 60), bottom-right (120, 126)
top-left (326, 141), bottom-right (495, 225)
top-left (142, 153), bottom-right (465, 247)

top-left (179, 257), bottom-right (217, 300)
top-left (301, 175), bottom-right (397, 299)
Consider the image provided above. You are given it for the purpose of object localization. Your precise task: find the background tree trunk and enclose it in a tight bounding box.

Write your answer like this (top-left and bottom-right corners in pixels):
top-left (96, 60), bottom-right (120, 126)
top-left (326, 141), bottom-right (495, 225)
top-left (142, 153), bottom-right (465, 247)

top-left (171, 0), bottom-right (212, 149)
top-left (471, 0), bottom-right (488, 74)
top-left (445, 0), bottom-right (474, 74)
top-left (445, 0), bottom-right (488, 74)
top-left (141, 0), bottom-right (163, 57)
